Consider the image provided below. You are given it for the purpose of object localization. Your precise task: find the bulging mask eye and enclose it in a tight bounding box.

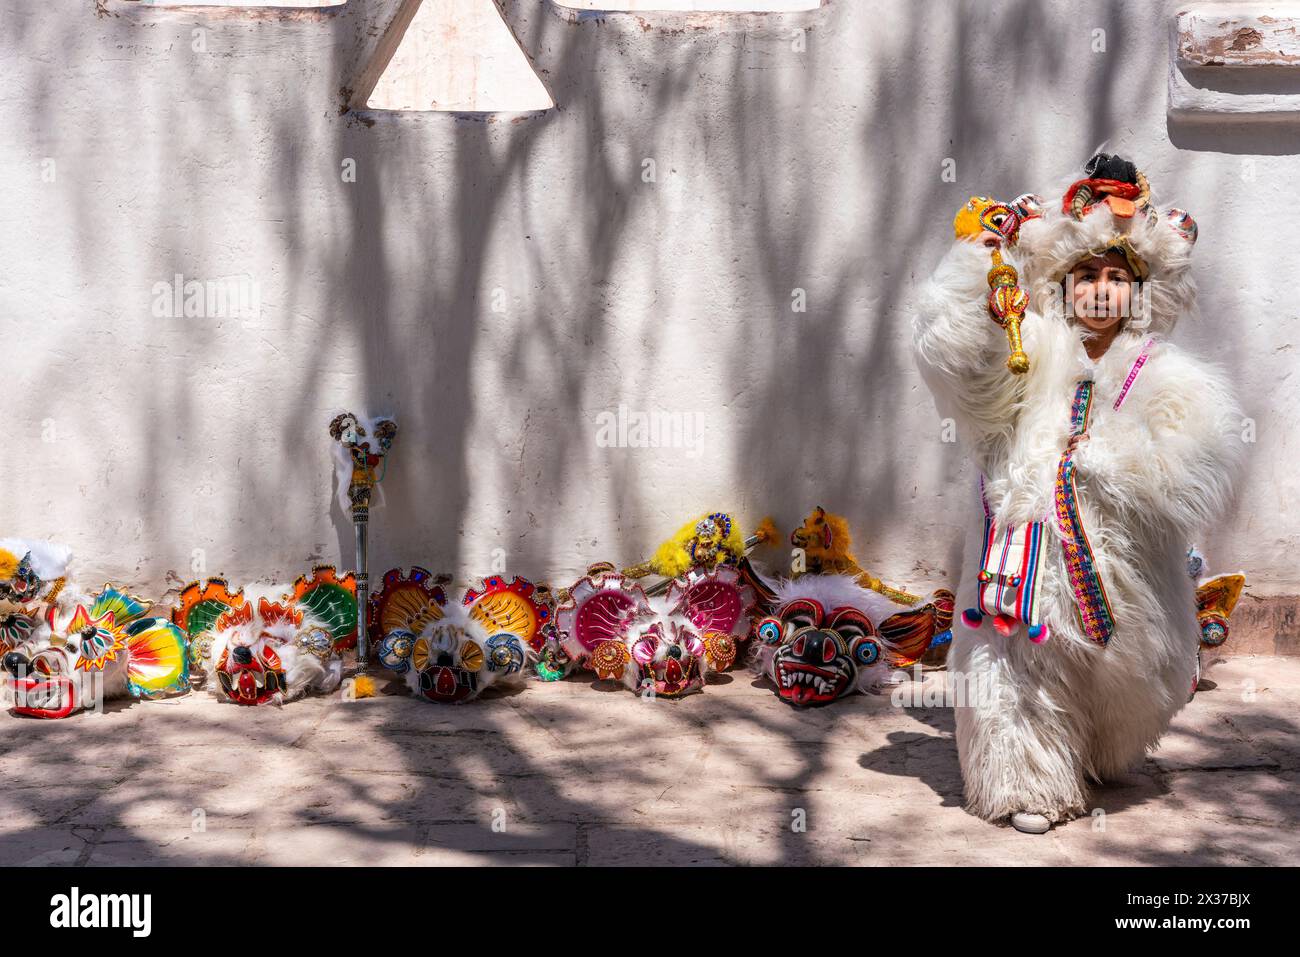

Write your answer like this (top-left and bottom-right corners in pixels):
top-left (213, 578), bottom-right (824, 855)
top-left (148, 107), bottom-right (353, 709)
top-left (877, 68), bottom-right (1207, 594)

top-left (852, 637), bottom-right (881, 667)
top-left (755, 617), bottom-right (783, 645)
top-left (631, 637), bottom-right (658, 665)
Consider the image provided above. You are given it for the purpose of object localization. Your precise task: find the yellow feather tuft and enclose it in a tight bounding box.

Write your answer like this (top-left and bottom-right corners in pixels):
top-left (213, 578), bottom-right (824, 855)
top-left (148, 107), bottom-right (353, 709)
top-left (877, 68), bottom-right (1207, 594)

top-left (351, 674), bottom-right (377, 699)
top-left (646, 512), bottom-right (746, 578)
top-left (753, 516), bottom-right (780, 546)
top-left (0, 549), bottom-right (19, 580)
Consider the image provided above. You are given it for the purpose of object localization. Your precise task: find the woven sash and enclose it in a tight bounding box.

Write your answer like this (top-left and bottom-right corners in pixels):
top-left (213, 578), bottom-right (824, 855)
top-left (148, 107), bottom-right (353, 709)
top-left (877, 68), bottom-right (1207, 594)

top-left (1054, 339), bottom-right (1154, 646)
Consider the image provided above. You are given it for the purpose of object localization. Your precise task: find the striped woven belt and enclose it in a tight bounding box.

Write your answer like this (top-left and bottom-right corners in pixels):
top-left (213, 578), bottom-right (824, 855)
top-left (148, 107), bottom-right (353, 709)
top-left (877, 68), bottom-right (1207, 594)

top-left (1054, 379), bottom-right (1115, 645)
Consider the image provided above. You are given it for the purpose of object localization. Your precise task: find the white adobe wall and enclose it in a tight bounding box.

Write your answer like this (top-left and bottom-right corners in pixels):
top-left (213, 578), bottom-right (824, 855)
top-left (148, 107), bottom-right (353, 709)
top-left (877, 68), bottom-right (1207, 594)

top-left (0, 1), bottom-right (1294, 619)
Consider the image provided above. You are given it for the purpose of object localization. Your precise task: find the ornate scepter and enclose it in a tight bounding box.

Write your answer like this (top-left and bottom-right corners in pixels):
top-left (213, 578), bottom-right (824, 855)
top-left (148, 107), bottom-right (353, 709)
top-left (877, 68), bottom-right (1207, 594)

top-left (987, 248), bottom-right (1030, 375)
top-left (953, 195), bottom-right (1040, 376)
top-left (329, 412), bottom-right (397, 670)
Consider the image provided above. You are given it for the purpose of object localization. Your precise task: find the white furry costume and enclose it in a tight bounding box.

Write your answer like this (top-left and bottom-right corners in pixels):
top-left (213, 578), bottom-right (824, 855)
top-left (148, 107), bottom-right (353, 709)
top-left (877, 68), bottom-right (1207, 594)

top-left (913, 161), bottom-right (1243, 823)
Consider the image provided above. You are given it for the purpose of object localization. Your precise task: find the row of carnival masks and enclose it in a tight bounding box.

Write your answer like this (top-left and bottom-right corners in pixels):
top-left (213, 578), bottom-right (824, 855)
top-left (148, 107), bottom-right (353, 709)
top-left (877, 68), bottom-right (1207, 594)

top-left (0, 510), bottom-right (958, 716)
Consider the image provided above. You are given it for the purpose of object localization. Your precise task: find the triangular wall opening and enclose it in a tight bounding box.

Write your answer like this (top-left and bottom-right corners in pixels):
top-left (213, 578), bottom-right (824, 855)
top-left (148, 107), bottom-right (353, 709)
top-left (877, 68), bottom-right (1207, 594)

top-left (362, 0), bottom-right (553, 113)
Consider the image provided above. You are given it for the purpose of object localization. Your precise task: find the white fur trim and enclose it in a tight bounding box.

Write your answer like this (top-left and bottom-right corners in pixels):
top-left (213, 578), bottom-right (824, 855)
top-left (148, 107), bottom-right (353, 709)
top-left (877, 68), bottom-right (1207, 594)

top-left (0, 539), bottom-right (72, 582)
top-left (770, 574), bottom-right (910, 627)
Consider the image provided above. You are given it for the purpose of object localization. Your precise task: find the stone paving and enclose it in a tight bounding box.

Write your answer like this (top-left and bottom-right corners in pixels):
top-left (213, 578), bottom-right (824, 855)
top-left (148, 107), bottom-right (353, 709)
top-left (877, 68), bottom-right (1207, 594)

top-left (1, 655), bottom-right (1296, 866)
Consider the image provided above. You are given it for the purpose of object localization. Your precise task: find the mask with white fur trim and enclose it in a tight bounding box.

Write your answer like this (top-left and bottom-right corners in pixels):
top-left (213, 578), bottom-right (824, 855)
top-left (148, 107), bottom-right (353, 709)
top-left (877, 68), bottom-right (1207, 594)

top-left (5, 585), bottom-right (190, 719)
top-left (371, 573), bottom-right (547, 703)
top-left (556, 567), bottom-right (755, 697)
top-left (1015, 152), bottom-right (1199, 338)
top-left (172, 570), bottom-right (352, 706)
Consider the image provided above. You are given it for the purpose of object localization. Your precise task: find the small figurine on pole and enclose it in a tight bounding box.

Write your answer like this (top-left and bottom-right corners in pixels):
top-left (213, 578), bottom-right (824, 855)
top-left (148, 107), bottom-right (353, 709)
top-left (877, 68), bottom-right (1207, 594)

top-left (329, 411), bottom-right (398, 671)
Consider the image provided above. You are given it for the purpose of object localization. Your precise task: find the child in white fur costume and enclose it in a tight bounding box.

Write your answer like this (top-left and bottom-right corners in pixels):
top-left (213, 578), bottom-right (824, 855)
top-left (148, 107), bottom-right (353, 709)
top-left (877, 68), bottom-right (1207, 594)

top-left (912, 154), bottom-right (1243, 831)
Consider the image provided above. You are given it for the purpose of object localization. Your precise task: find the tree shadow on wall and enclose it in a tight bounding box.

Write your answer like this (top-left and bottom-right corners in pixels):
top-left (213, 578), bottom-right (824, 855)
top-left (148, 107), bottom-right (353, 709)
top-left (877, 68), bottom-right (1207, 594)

top-left (0, 0), bottom-right (1267, 865)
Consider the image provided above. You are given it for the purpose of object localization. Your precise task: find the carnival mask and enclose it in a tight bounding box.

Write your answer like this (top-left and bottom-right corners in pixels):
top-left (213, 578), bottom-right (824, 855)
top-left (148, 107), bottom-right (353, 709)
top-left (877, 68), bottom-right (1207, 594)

top-left (216, 641), bottom-right (287, 706)
top-left (624, 616), bottom-right (706, 697)
top-left (0, 539), bottom-right (72, 606)
top-left (0, 553), bottom-right (41, 603)
top-left (0, 607), bottom-right (39, 657)
top-left (756, 604), bottom-right (882, 707)
top-left (5, 586), bottom-right (190, 719)
top-left (411, 619), bottom-right (482, 703)
top-left (533, 637), bottom-right (573, 682)
top-left (173, 568), bottom-right (356, 706)
top-left (4, 648), bottom-right (77, 719)
top-left (557, 567), bottom-right (755, 698)
top-left (1194, 572), bottom-right (1245, 649)
top-left (753, 576), bottom-right (921, 708)
top-left (370, 571), bottom-right (548, 704)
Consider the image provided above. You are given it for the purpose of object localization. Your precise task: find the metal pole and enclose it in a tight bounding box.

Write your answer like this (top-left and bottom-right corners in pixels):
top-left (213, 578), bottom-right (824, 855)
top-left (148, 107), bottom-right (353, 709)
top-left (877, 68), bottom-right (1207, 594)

top-left (353, 505), bottom-right (370, 670)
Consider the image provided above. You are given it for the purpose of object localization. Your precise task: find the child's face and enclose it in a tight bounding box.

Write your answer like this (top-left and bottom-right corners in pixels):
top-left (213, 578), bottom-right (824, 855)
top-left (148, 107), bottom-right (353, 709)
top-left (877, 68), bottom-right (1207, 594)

top-left (1069, 251), bottom-right (1135, 333)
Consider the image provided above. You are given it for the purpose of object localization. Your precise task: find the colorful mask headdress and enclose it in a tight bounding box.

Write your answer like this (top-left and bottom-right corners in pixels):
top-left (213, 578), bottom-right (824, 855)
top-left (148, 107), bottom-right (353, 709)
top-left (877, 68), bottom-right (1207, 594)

top-left (370, 571), bottom-right (549, 703)
top-left (1016, 152), bottom-right (1199, 339)
top-left (751, 575), bottom-right (936, 708)
top-left (0, 539), bottom-right (72, 608)
top-left (764, 507), bottom-right (955, 656)
top-left (622, 511), bottom-right (748, 582)
top-left (1194, 572), bottom-right (1245, 650)
top-left (0, 539), bottom-right (73, 665)
top-left (555, 564), bottom-right (755, 698)
top-left (619, 510), bottom-right (776, 614)
top-left (171, 566), bottom-right (357, 706)
top-left (5, 585), bottom-right (190, 719)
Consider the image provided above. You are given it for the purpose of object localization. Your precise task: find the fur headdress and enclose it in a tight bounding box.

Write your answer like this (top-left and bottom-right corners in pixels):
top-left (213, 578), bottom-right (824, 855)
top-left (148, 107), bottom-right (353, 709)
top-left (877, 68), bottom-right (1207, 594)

top-left (1016, 153), bottom-right (1199, 337)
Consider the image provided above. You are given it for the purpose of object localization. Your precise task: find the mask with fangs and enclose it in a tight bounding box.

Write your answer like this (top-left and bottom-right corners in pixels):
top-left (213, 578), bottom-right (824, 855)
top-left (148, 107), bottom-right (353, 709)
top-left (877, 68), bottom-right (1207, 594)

top-left (750, 575), bottom-right (935, 708)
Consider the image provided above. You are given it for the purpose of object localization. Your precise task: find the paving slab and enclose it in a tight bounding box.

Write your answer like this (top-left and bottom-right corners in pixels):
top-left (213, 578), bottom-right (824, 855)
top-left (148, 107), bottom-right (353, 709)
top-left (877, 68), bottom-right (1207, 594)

top-left (1, 656), bottom-right (1297, 866)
